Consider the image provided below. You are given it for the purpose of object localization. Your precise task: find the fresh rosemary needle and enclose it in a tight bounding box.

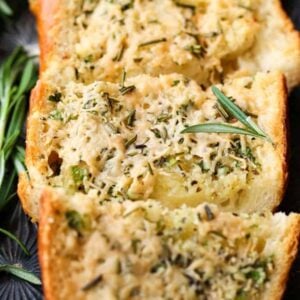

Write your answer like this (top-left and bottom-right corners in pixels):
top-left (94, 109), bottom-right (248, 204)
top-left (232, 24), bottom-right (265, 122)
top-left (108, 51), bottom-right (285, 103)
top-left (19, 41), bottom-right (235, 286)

top-left (0, 47), bottom-right (37, 210)
top-left (182, 86), bottom-right (273, 144)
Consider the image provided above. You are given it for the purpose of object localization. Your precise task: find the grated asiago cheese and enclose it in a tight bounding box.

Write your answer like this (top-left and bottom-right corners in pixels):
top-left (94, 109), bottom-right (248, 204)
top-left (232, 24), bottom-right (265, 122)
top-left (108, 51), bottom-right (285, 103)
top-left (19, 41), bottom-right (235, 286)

top-left (38, 73), bottom-right (280, 212)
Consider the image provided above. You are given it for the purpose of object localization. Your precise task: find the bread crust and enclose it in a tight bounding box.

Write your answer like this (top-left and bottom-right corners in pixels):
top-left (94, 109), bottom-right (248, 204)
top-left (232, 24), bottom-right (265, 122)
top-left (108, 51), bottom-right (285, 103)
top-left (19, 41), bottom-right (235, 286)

top-left (17, 80), bottom-right (47, 221)
top-left (29, 0), bottom-right (59, 73)
top-left (273, 0), bottom-right (300, 89)
top-left (273, 74), bottom-right (288, 212)
top-left (263, 215), bottom-right (300, 300)
top-left (39, 189), bottom-right (300, 300)
top-left (38, 189), bottom-right (57, 300)
top-left (20, 0), bottom-right (296, 220)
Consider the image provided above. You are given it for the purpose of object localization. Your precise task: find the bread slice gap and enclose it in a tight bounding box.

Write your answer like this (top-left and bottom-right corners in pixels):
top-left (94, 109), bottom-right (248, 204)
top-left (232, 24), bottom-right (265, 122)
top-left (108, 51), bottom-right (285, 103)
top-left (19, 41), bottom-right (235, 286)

top-left (39, 187), bottom-right (300, 300)
top-left (19, 72), bottom-right (287, 220)
top-left (30, 0), bottom-right (300, 90)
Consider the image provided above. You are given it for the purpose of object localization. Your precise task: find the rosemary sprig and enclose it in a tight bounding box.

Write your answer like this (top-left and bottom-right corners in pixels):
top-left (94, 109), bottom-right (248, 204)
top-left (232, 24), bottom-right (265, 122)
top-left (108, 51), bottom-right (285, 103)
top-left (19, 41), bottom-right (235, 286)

top-left (211, 86), bottom-right (270, 139)
top-left (0, 47), bottom-right (37, 210)
top-left (0, 0), bottom-right (12, 17)
top-left (0, 264), bottom-right (41, 285)
top-left (182, 86), bottom-right (272, 143)
top-left (0, 228), bottom-right (30, 255)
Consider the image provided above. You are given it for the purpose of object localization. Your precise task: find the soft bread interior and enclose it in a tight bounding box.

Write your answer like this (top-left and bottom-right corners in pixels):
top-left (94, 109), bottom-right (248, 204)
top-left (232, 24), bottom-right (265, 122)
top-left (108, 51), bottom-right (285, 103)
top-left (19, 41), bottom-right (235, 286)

top-left (31, 0), bottom-right (300, 89)
top-left (39, 188), bottom-right (300, 300)
top-left (19, 72), bottom-right (287, 220)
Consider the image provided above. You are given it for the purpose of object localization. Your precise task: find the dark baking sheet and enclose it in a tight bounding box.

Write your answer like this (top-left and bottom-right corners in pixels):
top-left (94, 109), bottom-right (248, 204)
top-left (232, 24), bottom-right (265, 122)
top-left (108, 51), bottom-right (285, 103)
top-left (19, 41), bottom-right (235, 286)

top-left (0, 1), bottom-right (299, 299)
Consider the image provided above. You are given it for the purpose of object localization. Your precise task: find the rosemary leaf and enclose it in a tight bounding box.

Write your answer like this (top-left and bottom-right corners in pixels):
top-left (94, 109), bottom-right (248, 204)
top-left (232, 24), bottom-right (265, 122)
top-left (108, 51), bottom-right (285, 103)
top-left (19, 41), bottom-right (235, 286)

top-left (0, 228), bottom-right (30, 256)
top-left (0, 0), bottom-right (12, 16)
top-left (181, 123), bottom-right (266, 139)
top-left (0, 264), bottom-right (41, 285)
top-left (0, 47), bottom-right (37, 210)
top-left (211, 86), bottom-right (272, 142)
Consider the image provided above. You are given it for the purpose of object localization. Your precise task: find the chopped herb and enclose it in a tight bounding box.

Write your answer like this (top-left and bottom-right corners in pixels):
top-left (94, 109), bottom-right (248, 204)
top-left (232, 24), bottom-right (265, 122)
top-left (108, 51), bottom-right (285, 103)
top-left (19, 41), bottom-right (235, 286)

top-left (125, 109), bottom-right (136, 127)
top-left (173, 0), bottom-right (196, 10)
top-left (81, 274), bottom-right (103, 291)
top-left (119, 70), bottom-right (136, 95)
top-left (49, 110), bottom-right (63, 121)
top-left (83, 99), bottom-right (97, 109)
top-left (125, 134), bottom-right (137, 149)
top-left (71, 165), bottom-right (89, 188)
top-left (102, 92), bottom-right (119, 113)
top-left (84, 55), bottom-right (93, 63)
top-left (184, 44), bottom-right (206, 59)
top-left (48, 92), bottom-right (62, 103)
top-left (162, 126), bottom-right (168, 142)
top-left (204, 205), bottom-right (214, 220)
top-left (131, 239), bottom-right (141, 254)
top-left (121, 0), bottom-right (134, 11)
top-left (147, 162), bottom-right (154, 175)
top-left (65, 210), bottom-right (85, 232)
top-left (138, 38), bottom-right (167, 48)
top-left (157, 113), bottom-right (171, 123)
top-left (214, 103), bottom-right (231, 121)
top-left (172, 80), bottom-right (180, 87)
top-left (112, 43), bottom-right (126, 62)
top-left (150, 128), bottom-right (162, 139)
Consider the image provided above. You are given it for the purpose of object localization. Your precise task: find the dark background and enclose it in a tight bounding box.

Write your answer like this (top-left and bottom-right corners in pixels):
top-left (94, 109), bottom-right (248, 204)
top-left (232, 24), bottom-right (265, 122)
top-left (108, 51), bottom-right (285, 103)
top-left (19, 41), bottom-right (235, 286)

top-left (0, 1), bottom-right (299, 299)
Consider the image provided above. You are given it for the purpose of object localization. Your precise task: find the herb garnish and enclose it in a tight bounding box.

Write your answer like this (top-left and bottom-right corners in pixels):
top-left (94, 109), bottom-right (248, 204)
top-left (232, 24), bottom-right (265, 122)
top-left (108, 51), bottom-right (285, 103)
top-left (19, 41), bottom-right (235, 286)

top-left (65, 210), bottom-right (85, 232)
top-left (173, 0), bottom-right (196, 10)
top-left (0, 264), bottom-right (41, 285)
top-left (125, 109), bottom-right (136, 127)
top-left (125, 134), bottom-right (137, 149)
top-left (48, 91), bottom-right (62, 103)
top-left (112, 43), bottom-right (126, 62)
top-left (182, 86), bottom-right (273, 143)
top-left (121, 0), bottom-right (134, 11)
top-left (204, 205), bottom-right (214, 220)
top-left (0, 228), bottom-right (30, 255)
top-left (138, 38), bottom-right (167, 48)
top-left (81, 274), bottom-right (103, 291)
top-left (71, 165), bottom-right (89, 190)
top-left (0, 47), bottom-right (37, 210)
top-left (0, 0), bottom-right (12, 17)
top-left (119, 70), bottom-right (136, 95)
top-left (184, 44), bottom-right (206, 59)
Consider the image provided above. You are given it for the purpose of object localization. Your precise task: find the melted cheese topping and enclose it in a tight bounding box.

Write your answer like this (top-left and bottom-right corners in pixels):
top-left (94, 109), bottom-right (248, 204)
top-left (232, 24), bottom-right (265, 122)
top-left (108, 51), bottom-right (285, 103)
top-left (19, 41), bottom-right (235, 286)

top-left (37, 74), bottom-right (281, 212)
top-left (50, 198), bottom-right (285, 300)
top-left (45, 0), bottom-right (260, 86)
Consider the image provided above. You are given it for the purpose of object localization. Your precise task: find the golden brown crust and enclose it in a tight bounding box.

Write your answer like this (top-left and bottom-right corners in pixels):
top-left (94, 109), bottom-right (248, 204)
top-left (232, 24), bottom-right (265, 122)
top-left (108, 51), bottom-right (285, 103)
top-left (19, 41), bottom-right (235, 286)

top-left (39, 189), bottom-right (300, 300)
top-left (274, 0), bottom-right (300, 89)
top-left (29, 0), bottom-right (60, 73)
top-left (17, 80), bottom-right (48, 221)
top-left (264, 215), bottom-right (300, 300)
top-left (38, 189), bottom-right (60, 300)
top-left (273, 74), bottom-right (288, 212)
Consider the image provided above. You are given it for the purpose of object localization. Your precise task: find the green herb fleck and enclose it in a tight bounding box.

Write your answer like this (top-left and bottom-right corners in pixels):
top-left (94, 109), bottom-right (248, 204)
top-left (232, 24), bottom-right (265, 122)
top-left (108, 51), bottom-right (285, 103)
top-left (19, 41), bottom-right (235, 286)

top-left (119, 70), bottom-right (136, 95)
top-left (138, 38), bottom-right (167, 48)
top-left (48, 92), bottom-right (62, 103)
top-left (65, 210), bottom-right (85, 232)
